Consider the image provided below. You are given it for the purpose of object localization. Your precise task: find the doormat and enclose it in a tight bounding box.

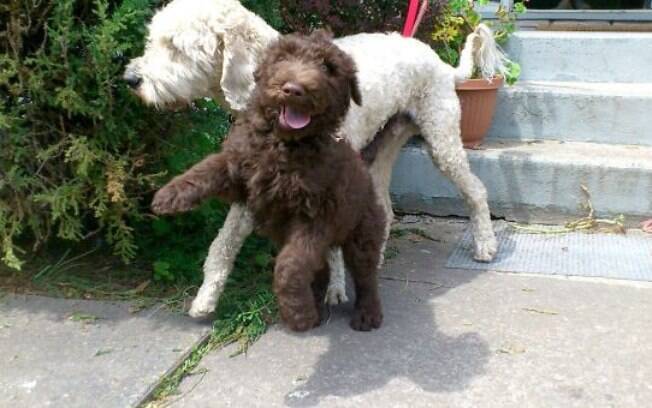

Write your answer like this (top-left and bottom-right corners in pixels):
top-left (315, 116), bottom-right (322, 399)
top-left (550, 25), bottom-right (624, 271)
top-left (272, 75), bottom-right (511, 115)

top-left (446, 222), bottom-right (652, 281)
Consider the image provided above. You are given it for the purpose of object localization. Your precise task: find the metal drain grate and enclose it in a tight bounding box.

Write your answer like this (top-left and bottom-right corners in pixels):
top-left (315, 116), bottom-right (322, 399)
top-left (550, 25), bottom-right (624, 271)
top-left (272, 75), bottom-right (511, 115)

top-left (446, 222), bottom-right (652, 281)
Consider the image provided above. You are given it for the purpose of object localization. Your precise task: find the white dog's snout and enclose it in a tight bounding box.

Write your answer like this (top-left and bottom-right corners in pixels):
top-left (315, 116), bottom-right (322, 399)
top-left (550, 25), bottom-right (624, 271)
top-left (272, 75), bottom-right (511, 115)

top-left (122, 58), bottom-right (143, 88)
top-left (123, 71), bottom-right (142, 89)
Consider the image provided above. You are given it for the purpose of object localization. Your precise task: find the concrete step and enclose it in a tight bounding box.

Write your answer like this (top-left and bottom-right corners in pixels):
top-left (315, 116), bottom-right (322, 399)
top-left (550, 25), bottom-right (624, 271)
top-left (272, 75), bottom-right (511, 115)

top-left (488, 81), bottom-right (652, 145)
top-left (390, 140), bottom-right (652, 225)
top-left (505, 31), bottom-right (652, 83)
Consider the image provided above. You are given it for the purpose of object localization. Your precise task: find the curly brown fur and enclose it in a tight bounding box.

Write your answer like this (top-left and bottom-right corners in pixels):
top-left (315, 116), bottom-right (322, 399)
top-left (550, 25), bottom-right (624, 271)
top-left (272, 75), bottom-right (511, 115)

top-left (152, 31), bottom-right (385, 332)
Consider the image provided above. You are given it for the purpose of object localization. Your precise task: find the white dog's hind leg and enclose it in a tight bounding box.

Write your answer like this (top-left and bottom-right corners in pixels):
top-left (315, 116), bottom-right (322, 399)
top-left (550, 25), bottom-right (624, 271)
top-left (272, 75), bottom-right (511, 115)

top-left (189, 203), bottom-right (255, 318)
top-left (326, 248), bottom-right (348, 304)
top-left (369, 160), bottom-right (395, 269)
top-left (367, 117), bottom-right (419, 267)
top-left (416, 95), bottom-right (498, 262)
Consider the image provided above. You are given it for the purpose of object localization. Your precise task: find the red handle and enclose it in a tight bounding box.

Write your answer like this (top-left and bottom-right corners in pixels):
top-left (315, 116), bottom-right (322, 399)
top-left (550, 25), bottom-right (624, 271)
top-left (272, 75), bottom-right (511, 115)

top-left (411, 0), bottom-right (429, 37)
top-left (401, 0), bottom-right (420, 37)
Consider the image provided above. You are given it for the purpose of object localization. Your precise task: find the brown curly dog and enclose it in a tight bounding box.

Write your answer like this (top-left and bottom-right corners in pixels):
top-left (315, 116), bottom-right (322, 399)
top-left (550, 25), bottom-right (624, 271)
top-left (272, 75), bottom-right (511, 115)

top-left (151, 31), bottom-right (385, 332)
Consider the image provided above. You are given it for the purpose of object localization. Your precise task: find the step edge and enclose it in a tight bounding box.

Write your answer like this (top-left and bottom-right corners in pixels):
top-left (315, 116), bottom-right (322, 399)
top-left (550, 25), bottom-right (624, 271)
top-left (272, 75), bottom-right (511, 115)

top-left (402, 141), bottom-right (652, 170)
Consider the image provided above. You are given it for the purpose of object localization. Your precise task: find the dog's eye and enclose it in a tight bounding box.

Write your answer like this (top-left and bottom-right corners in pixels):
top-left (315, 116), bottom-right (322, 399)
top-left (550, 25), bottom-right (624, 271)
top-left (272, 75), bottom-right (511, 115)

top-left (320, 62), bottom-right (336, 75)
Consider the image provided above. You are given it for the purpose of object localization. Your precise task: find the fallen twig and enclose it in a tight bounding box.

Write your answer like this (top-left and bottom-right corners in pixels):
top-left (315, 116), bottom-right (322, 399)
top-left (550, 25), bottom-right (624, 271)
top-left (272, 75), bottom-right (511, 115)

top-left (522, 307), bottom-right (559, 316)
top-left (511, 185), bottom-right (625, 235)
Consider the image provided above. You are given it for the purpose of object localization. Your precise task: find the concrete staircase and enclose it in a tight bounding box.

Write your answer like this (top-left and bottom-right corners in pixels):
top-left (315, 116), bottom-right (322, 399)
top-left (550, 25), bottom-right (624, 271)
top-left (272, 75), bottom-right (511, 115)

top-left (390, 31), bottom-right (652, 225)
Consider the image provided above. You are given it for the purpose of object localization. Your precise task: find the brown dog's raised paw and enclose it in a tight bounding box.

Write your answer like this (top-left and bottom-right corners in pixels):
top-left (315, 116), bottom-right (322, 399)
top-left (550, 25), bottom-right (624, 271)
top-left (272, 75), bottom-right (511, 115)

top-left (151, 182), bottom-right (197, 215)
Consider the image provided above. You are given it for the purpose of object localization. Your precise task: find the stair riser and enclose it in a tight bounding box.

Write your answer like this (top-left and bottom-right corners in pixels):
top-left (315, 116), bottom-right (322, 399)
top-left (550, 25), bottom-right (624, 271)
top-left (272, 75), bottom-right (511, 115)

top-left (390, 146), bottom-right (652, 225)
top-left (488, 88), bottom-right (652, 145)
top-left (506, 33), bottom-right (652, 83)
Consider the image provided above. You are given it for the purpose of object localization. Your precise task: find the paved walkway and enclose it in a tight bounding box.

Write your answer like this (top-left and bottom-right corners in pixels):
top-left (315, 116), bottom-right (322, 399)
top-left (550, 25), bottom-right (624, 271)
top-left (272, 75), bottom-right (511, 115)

top-left (173, 218), bottom-right (652, 408)
top-left (0, 295), bottom-right (210, 407)
top-left (2, 217), bottom-right (652, 407)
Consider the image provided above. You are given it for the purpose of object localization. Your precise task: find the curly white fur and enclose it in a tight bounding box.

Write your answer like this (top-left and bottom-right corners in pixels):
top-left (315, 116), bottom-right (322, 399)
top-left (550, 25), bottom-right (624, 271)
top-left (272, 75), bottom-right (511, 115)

top-left (126, 0), bottom-right (499, 318)
top-left (125, 0), bottom-right (277, 110)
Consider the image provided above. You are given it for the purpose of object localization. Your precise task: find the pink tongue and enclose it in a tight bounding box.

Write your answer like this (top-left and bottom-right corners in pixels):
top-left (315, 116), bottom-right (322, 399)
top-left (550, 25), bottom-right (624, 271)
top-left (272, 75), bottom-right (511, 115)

top-left (283, 106), bottom-right (311, 129)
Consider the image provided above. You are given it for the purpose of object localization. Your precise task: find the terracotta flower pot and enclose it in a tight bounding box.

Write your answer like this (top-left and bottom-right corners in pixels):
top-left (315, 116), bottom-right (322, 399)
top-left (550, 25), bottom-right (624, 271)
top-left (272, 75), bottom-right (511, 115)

top-left (455, 76), bottom-right (503, 148)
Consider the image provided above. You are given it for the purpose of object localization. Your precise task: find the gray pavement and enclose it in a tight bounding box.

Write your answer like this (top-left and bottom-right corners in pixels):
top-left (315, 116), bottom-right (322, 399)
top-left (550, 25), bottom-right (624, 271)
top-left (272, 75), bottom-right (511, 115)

top-left (2, 217), bottom-right (651, 408)
top-left (171, 218), bottom-right (652, 408)
top-left (0, 295), bottom-right (210, 407)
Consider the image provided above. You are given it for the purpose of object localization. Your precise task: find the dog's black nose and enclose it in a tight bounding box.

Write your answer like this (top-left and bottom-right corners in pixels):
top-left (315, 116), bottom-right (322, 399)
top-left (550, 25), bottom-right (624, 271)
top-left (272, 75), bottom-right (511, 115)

top-left (123, 73), bottom-right (142, 89)
top-left (281, 82), bottom-right (305, 97)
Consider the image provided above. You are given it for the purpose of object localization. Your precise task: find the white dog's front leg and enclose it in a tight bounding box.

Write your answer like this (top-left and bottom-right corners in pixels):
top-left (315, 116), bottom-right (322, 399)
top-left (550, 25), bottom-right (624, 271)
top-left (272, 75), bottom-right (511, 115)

top-left (189, 203), bottom-right (255, 318)
top-left (326, 248), bottom-right (348, 304)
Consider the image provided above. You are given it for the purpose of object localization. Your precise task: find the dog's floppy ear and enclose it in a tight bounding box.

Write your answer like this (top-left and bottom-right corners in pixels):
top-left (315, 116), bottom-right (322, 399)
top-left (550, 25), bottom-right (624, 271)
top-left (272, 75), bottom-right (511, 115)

top-left (253, 66), bottom-right (262, 83)
top-left (342, 59), bottom-right (362, 106)
top-left (349, 74), bottom-right (362, 106)
top-left (310, 28), bottom-right (334, 42)
top-left (220, 30), bottom-right (258, 111)
top-left (170, 30), bottom-right (218, 64)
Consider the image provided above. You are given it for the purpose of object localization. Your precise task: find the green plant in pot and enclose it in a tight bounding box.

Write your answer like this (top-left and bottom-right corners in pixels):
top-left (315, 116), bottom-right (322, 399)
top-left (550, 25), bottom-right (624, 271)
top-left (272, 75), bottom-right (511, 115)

top-left (432, 0), bottom-right (525, 148)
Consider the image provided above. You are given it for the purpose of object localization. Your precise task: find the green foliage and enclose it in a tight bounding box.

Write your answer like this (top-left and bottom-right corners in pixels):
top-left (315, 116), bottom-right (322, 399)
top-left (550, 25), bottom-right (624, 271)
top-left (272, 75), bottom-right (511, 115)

top-left (1, 0), bottom-right (170, 268)
top-left (504, 60), bottom-right (522, 86)
top-left (133, 100), bottom-right (232, 283)
top-left (241, 0), bottom-right (285, 31)
top-left (0, 0), bottom-right (260, 278)
top-left (277, 0), bottom-right (438, 43)
top-left (210, 259), bottom-right (277, 352)
top-left (431, 0), bottom-right (526, 84)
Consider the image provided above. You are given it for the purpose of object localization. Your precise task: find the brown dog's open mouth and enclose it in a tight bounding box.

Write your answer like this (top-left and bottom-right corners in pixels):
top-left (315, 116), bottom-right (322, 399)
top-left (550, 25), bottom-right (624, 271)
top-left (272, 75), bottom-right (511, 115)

top-left (279, 105), bottom-right (311, 130)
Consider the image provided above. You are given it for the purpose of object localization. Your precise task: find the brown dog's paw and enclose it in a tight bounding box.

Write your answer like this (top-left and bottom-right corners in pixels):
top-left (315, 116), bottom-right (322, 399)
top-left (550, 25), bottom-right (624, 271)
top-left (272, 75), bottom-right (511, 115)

top-left (151, 181), bottom-right (197, 215)
top-left (286, 317), bottom-right (320, 332)
top-left (281, 308), bottom-right (320, 332)
top-left (350, 307), bottom-right (383, 331)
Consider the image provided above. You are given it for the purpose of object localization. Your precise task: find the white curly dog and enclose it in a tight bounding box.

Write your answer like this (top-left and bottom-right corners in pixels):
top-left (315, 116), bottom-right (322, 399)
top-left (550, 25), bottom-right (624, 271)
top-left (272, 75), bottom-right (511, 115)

top-left (125, 0), bottom-right (505, 318)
